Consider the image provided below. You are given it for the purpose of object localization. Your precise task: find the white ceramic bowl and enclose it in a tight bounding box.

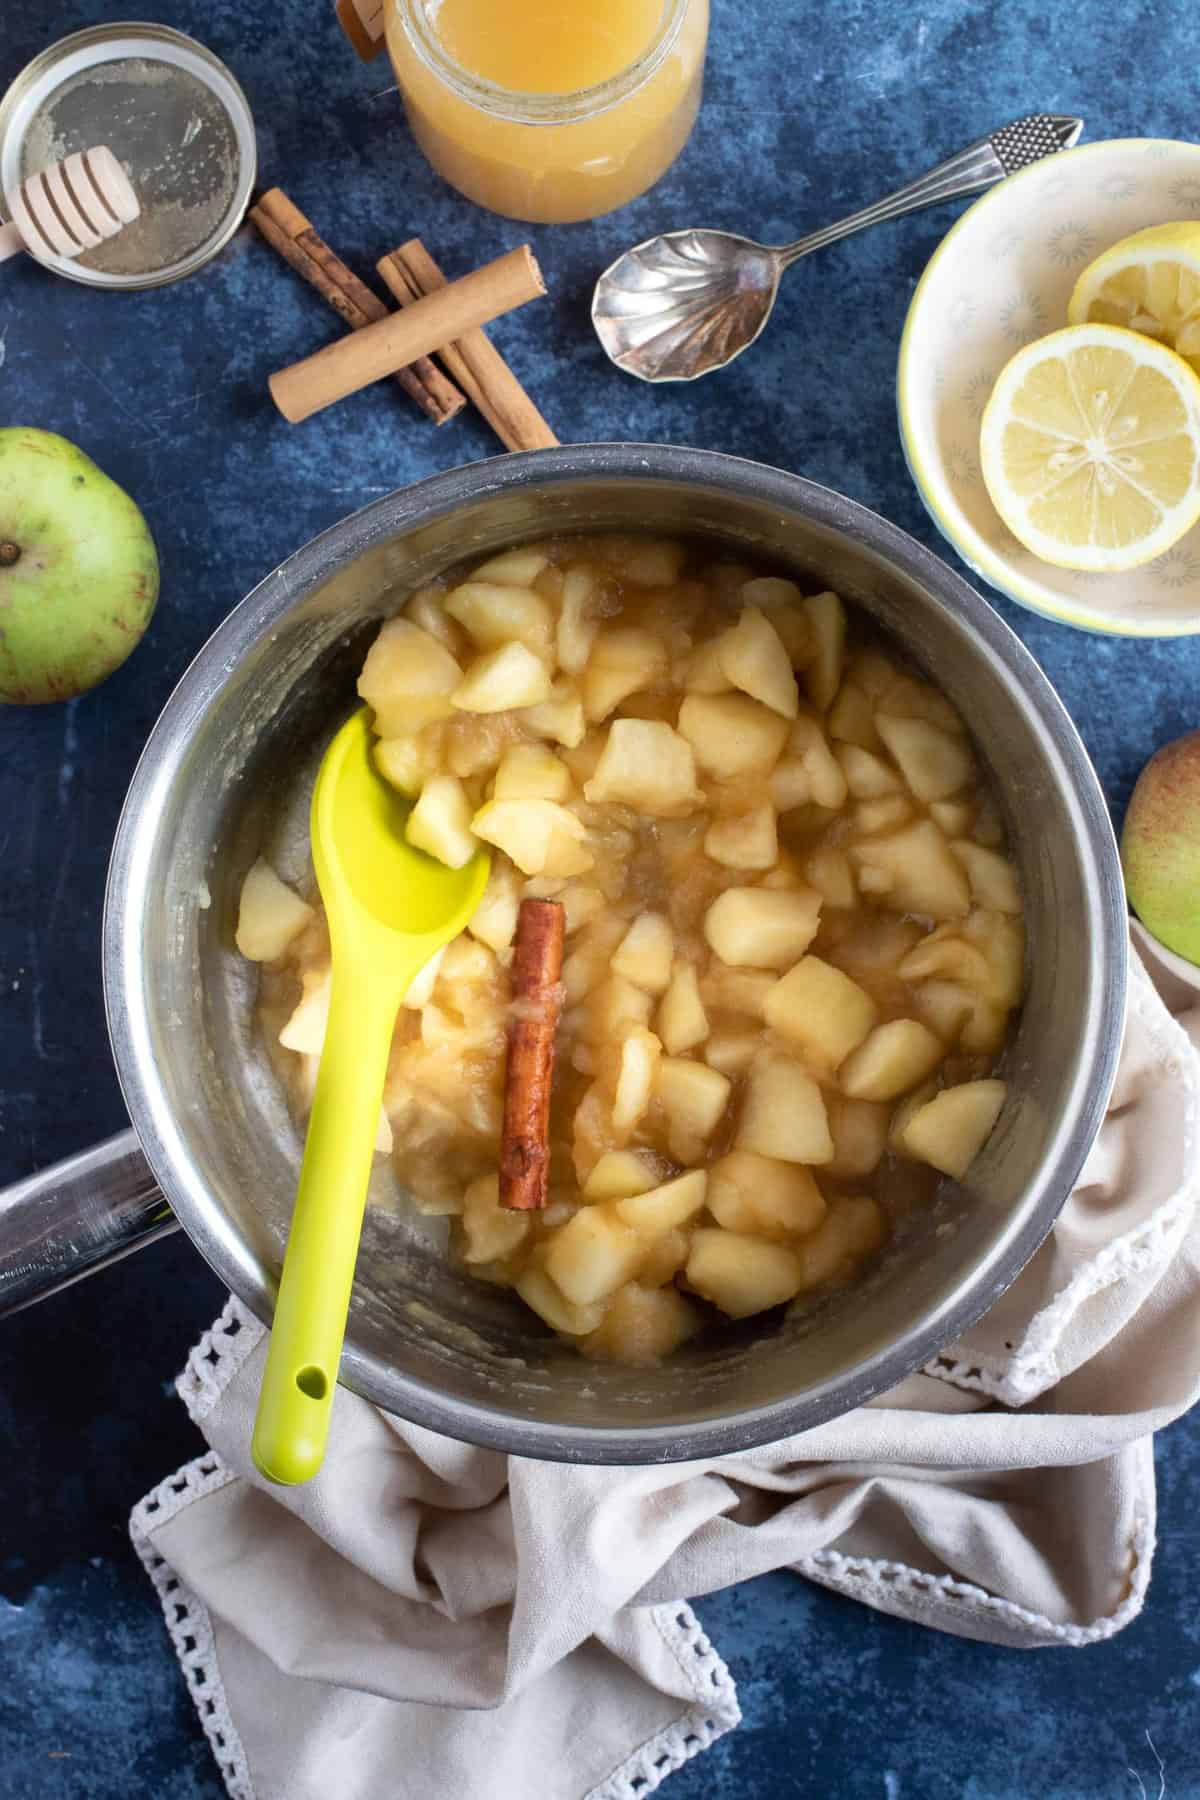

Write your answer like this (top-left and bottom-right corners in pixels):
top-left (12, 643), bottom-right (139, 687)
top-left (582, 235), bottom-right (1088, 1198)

top-left (899, 138), bottom-right (1200, 637)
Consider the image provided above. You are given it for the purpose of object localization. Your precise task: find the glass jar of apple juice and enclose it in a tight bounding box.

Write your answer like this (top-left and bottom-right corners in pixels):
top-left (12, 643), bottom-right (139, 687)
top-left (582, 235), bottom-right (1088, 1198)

top-left (385, 0), bottom-right (710, 224)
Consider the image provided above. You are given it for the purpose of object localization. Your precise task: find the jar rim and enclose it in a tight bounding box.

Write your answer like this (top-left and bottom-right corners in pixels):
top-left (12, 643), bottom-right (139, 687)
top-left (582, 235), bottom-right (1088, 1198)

top-left (392, 0), bottom-right (689, 126)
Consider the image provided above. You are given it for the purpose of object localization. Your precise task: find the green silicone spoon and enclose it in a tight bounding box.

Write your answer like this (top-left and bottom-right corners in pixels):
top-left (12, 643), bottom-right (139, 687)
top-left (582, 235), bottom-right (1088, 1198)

top-left (252, 707), bottom-right (490, 1486)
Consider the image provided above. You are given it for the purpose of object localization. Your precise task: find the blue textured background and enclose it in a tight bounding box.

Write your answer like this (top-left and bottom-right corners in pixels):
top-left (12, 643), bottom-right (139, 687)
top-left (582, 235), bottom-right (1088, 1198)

top-left (2, 1), bottom-right (1199, 1795)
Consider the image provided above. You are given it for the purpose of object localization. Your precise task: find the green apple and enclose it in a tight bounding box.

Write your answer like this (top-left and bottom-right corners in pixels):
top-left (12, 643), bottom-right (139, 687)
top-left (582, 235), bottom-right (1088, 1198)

top-left (1121, 731), bottom-right (1200, 965)
top-left (0, 426), bottom-right (159, 705)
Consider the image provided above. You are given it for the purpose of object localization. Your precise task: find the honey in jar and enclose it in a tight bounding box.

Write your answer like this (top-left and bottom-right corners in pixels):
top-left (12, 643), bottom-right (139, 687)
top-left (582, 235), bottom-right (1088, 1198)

top-left (386, 0), bottom-right (709, 224)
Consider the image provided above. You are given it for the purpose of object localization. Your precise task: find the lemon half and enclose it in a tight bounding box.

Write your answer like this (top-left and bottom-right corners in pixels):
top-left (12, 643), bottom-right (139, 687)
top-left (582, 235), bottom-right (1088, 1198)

top-left (1068, 222), bottom-right (1200, 375)
top-left (979, 323), bottom-right (1200, 572)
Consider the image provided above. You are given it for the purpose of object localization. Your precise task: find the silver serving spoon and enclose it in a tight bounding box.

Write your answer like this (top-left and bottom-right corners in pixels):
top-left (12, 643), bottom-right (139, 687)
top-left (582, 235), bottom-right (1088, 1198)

top-left (593, 113), bottom-right (1083, 383)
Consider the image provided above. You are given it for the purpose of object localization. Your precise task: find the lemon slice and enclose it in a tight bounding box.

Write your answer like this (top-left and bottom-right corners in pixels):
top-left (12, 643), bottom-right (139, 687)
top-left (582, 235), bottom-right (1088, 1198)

top-left (979, 323), bottom-right (1200, 572)
top-left (1068, 222), bottom-right (1200, 374)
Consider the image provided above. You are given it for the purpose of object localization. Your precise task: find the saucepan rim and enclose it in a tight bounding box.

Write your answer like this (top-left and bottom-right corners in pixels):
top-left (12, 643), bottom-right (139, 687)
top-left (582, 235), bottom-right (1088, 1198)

top-left (102, 444), bottom-right (1127, 1462)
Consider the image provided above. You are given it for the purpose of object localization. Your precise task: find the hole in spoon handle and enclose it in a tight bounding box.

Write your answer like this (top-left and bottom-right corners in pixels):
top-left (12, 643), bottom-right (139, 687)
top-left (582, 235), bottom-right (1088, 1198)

top-left (295, 1364), bottom-right (328, 1401)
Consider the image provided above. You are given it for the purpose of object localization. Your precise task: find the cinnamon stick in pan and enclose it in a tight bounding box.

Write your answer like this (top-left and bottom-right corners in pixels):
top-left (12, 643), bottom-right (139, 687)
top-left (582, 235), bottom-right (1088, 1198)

top-left (249, 189), bottom-right (465, 425)
top-left (500, 899), bottom-right (566, 1211)
top-left (377, 238), bottom-right (559, 452)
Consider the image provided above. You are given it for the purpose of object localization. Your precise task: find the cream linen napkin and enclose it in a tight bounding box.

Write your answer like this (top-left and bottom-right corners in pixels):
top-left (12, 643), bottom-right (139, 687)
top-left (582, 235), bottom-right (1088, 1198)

top-left (131, 947), bottom-right (1200, 1800)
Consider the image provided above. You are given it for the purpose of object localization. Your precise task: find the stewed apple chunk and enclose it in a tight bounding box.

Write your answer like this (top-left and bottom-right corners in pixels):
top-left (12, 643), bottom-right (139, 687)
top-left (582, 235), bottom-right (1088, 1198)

top-left (704, 886), bottom-right (822, 969)
top-left (615, 1169), bottom-right (708, 1233)
top-left (911, 979), bottom-right (975, 1044)
top-left (580, 1283), bottom-right (701, 1363)
top-left (587, 975), bottom-right (653, 1043)
top-left (582, 626), bottom-right (668, 721)
top-left (467, 547), bottom-right (550, 588)
top-left (467, 860), bottom-right (520, 954)
top-left (738, 577), bottom-right (812, 664)
top-left (950, 841), bottom-right (1022, 914)
top-left (636, 1228), bottom-right (690, 1288)
top-left (357, 617), bottom-right (462, 733)
top-left (677, 692), bottom-right (790, 779)
top-left (794, 1196), bottom-right (886, 1290)
top-left (763, 955), bottom-right (878, 1071)
top-left (492, 743), bottom-right (572, 801)
top-left (838, 1019), bottom-right (944, 1101)
top-left (375, 733), bottom-right (435, 797)
top-left (685, 1230), bottom-right (803, 1318)
top-left (278, 966), bottom-right (330, 1052)
top-left (236, 860), bottom-right (313, 962)
top-left (584, 719), bottom-right (703, 815)
top-left (654, 1059), bottom-right (732, 1164)
top-left (838, 744), bottom-right (903, 799)
top-left (893, 1079), bottom-right (1007, 1179)
top-left (544, 1205), bottom-right (646, 1305)
top-left (253, 532), bottom-right (1024, 1367)
top-left (516, 1266), bottom-right (606, 1336)
top-left (802, 590), bottom-right (846, 710)
top-left (556, 566), bottom-right (602, 674)
top-left (875, 713), bottom-right (973, 803)
top-left (703, 1028), bottom-right (761, 1076)
top-left (823, 1096), bottom-right (891, 1178)
top-left (771, 714), bottom-right (848, 812)
top-left (460, 1173), bottom-right (529, 1263)
top-left (611, 913), bottom-right (675, 993)
top-left (716, 605), bottom-right (799, 718)
top-left (470, 798), bottom-right (588, 877)
top-left (582, 1148), bottom-right (664, 1200)
top-left (828, 681), bottom-right (879, 750)
top-left (657, 961), bottom-right (709, 1055)
top-left (443, 580), bottom-right (554, 658)
top-left (524, 682), bottom-right (587, 748)
top-left (453, 641), bottom-right (552, 712)
top-left (683, 635), bottom-right (732, 694)
top-left (609, 1028), bottom-right (662, 1137)
top-left (706, 1152), bottom-right (826, 1237)
top-left (850, 820), bottom-right (971, 919)
top-left (704, 804), bottom-right (779, 871)
top-left (406, 775), bottom-right (476, 869)
top-left (737, 1055), bottom-right (834, 1164)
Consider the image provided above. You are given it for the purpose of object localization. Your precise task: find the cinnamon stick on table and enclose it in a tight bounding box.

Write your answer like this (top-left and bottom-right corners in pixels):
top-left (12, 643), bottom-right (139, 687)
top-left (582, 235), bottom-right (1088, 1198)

top-left (500, 899), bottom-right (566, 1212)
top-left (377, 239), bottom-right (559, 452)
top-left (249, 189), bottom-right (465, 426)
top-left (270, 245), bottom-right (546, 423)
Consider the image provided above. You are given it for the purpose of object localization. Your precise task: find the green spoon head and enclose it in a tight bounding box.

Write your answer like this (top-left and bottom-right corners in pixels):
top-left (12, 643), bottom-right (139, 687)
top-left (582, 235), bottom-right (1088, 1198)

top-left (312, 708), bottom-right (490, 949)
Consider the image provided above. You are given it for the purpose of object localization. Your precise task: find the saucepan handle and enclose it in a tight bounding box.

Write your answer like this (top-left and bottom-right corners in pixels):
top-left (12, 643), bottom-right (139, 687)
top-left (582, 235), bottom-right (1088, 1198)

top-left (0, 1129), bottom-right (178, 1318)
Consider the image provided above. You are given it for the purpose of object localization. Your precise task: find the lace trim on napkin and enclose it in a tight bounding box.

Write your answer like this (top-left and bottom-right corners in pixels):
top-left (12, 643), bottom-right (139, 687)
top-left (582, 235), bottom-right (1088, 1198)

top-left (589, 1607), bottom-right (741, 1800)
top-left (925, 966), bottom-right (1200, 1405)
top-left (141, 1293), bottom-right (742, 1800)
top-left (798, 1483), bottom-right (1151, 1648)
top-left (130, 1454), bottom-right (255, 1800)
top-left (129, 1457), bottom-right (739, 1800)
top-left (176, 1293), bottom-right (265, 1423)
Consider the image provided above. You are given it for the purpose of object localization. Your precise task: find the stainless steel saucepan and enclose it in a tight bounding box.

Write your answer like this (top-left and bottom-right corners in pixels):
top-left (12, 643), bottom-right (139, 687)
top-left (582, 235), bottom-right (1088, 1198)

top-left (0, 446), bottom-right (1127, 1462)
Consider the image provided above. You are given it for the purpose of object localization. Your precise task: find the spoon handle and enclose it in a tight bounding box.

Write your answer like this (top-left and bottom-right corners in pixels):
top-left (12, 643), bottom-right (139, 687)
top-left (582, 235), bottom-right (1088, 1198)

top-left (252, 955), bottom-right (408, 1486)
top-left (776, 113), bottom-right (1083, 271)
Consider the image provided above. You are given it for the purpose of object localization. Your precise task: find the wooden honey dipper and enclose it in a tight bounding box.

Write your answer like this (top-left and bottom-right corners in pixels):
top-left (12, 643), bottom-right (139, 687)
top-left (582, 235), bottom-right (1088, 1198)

top-left (0, 147), bottom-right (139, 267)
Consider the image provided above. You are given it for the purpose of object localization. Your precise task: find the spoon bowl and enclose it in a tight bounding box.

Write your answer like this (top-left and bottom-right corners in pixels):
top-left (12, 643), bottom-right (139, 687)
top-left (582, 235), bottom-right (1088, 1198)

top-left (251, 707), bottom-right (489, 1485)
top-left (591, 229), bottom-right (781, 383)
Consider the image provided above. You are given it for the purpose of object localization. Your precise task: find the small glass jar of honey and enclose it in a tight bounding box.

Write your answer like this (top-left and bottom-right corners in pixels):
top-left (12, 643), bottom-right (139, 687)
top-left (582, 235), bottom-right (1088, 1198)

top-left (386, 0), bottom-right (709, 224)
